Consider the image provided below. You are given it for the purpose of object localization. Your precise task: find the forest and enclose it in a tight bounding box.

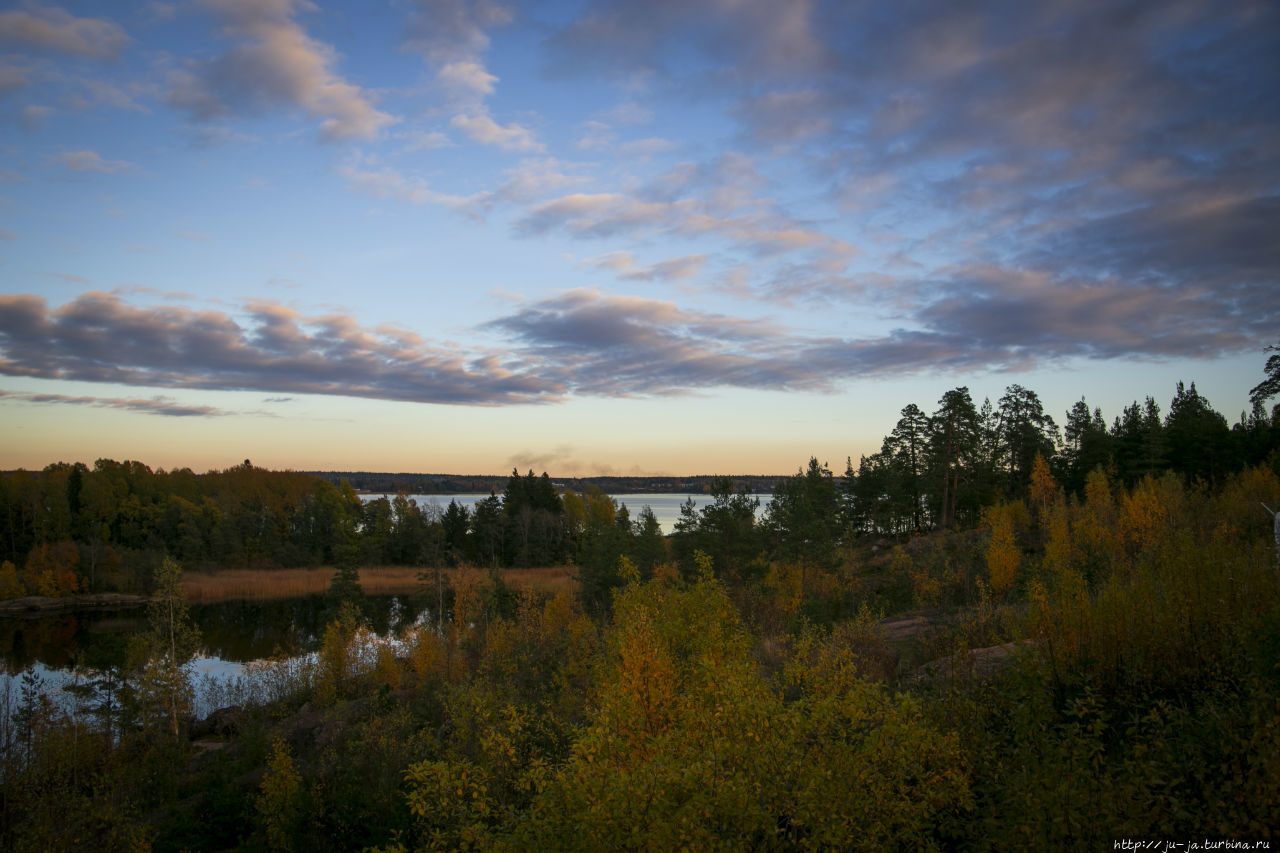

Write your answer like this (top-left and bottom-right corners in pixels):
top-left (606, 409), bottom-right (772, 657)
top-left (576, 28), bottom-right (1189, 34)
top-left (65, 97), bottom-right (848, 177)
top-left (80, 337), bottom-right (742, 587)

top-left (1, 356), bottom-right (1279, 849)
top-left (1, 378), bottom-right (1277, 602)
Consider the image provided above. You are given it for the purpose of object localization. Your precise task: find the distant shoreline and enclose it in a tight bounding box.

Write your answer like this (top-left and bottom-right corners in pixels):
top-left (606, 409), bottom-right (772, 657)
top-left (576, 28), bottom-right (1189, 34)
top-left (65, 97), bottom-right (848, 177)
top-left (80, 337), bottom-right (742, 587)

top-left (312, 471), bottom-right (783, 496)
top-left (0, 593), bottom-right (151, 617)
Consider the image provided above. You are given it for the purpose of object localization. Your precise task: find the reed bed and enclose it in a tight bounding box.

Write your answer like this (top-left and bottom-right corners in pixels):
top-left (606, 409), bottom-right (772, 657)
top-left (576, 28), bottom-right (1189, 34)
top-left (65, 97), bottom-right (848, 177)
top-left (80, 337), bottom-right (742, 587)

top-left (182, 565), bottom-right (577, 603)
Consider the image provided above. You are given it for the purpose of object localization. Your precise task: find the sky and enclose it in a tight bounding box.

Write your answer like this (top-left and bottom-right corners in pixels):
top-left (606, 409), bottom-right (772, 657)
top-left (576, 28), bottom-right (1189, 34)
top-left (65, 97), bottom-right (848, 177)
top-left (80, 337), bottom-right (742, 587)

top-left (0, 0), bottom-right (1277, 477)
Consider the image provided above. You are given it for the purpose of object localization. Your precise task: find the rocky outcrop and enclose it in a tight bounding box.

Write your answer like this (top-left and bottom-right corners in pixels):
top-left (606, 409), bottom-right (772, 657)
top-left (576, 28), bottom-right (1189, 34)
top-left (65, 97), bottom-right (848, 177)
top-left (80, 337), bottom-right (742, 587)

top-left (904, 641), bottom-right (1029, 684)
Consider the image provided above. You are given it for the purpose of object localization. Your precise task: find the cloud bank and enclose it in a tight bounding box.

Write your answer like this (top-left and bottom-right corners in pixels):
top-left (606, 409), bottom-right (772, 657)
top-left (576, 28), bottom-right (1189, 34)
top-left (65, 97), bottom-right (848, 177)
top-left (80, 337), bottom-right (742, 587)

top-left (0, 389), bottom-right (227, 417)
top-left (5, 283), bottom-right (1272, 410)
top-left (0, 292), bottom-right (556, 405)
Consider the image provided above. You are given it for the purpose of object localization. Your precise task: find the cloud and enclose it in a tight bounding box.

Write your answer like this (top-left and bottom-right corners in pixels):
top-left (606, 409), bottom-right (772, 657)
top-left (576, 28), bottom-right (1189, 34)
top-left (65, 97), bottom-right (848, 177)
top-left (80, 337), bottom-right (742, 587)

top-left (586, 251), bottom-right (707, 282)
top-left (452, 158), bottom-right (591, 217)
top-left (547, 0), bottom-right (825, 77)
top-left (517, 185), bottom-right (845, 258)
top-left (0, 291), bottom-right (560, 405)
top-left (403, 0), bottom-right (541, 165)
top-left (400, 129), bottom-right (452, 152)
top-left (186, 125), bottom-right (260, 148)
top-left (0, 62), bottom-right (28, 95)
top-left (539, 0), bottom-right (1279, 324)
top-left (517, 193), bottom-right (683, 238)
top-left (0, 227), bottom-right (14, 241)
top-left (403, 0), bottom-right (513, 112)
top-left (483, 288), bottom-right (817, 396)
top-left (508, 444), bottom-right (576, 473)
top-left (341, 155), bottom-right (587, 218)
top-left (618, 137), bottom-right (677, 158)
top-left (437, 59), bottom-right (497, 96)
top-left (908, 263), bottom-right (1270, 366)
top-left (58, 76), bottom-right (149, 113)
top-left (0, 4), bottom-right (131, 60)
top-left (21, 103), bottom-right (52, 128)
top-left (575, 120), bottom-right (614, 151)
top-left (337, 163), bottom-right (458, 206)
top-left (403, 0), bottom-right (512, 65)
top-left (0, 389), bottom-right (227, 417)
top-left (732, 89), bottom-right (831, 144)
top-left (58, 149), bottom-right (137, 174)
top-left (4, 268), bottom-right (1274, 412)
top-left (450, 111), bottom-right (541, 151)
top-left (146, 3), bottom-right (177, 23)
top-left (41, 271), bottom-right (89, 284)
top-left (512, 154), bottom-right (855, 265)
top-left (168, 0), bottom-right (394, 141)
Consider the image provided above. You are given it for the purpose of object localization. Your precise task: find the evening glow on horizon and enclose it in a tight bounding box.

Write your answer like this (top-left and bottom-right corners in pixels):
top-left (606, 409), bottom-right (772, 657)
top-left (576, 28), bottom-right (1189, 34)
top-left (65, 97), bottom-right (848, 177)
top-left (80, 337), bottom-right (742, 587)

top-left (1, 1), bottom-right (1277, 477)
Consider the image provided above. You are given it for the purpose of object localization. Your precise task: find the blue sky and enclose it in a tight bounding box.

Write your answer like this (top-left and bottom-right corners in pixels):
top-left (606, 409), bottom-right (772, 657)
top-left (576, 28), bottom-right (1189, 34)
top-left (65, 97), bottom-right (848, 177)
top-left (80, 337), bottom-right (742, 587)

top-left (1, 0), bottom-right (1277, 476)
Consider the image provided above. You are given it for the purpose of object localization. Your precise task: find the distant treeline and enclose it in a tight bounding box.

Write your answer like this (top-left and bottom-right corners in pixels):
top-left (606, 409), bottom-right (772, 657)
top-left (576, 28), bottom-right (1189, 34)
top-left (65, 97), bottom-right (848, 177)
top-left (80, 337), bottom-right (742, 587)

top-left (1, 374), bottom-right (1277, 602)
top-left (309, 471), bottom-right (780, 496)
top-left (844, 380), bottom-right (1279, 536)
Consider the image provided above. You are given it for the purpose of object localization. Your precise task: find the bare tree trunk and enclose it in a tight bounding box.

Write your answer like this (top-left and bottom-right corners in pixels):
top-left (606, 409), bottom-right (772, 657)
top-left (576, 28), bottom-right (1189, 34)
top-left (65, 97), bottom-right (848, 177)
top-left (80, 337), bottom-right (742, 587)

top-left (168, 600), bottom-right (179, 739)
top-left (1263, 503), bottom-right (1280, 571)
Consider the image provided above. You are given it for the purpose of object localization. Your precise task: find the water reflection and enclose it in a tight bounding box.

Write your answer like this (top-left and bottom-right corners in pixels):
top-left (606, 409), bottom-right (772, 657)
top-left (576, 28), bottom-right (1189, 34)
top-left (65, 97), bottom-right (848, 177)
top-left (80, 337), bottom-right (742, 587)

top-left (0, 594), bottom-right (430, 676)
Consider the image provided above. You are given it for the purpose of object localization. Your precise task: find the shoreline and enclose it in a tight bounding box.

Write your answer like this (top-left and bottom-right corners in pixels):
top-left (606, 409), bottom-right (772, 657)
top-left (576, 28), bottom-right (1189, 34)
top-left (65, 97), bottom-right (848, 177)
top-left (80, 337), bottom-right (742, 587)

top-left (180, 565), bottom-right (576, 603)
top-left (0, 565), bottom-right (578, 614)
top-left (0, 592), bottom-right (151, 617)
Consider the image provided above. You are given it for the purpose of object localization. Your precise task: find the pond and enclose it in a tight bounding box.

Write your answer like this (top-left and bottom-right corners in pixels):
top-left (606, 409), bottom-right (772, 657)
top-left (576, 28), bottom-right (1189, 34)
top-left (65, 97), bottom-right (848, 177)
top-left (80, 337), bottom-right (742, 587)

top-left (0, 594), bottom-right (430, 719)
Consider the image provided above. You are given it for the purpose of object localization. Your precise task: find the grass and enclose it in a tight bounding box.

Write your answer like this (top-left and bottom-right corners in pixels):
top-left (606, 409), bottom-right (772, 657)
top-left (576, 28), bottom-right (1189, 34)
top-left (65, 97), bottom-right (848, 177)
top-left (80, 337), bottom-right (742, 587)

top-left (181, 565), bottom-right (577, 603)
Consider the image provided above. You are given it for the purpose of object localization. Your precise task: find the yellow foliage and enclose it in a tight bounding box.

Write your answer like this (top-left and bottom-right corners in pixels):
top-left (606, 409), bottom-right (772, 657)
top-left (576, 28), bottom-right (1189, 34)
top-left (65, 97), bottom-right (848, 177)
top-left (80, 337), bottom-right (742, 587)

top-left (24, 541), bottom-right (83, 596)
top-left (408, 628), bottom-right (444, 681)
top-left (1029, 453), bottom-right (1060, 520)
top-left (984, 503), bottom-right (1022, 597)
top-left (497, 577), bottom-right (971, 850)
top-left (1084, 467), bottom-right (1113, 513)
top-left (0, 560), bottom-right (23, 599)
top-left (1025, 465), bottom-right (1280, 697)
top-left (651, 561), bottom-right (681, 586)
top-left (1041, 500), bottom-right (1074, 579)
top-left (1118, 476), bottom-right (1166, 558)
top-left (613, 612), bottom-right (679, 743)
top-left (617, 555), bottom-right (639, 586)
top-left (314, 602), bottom-right (361, 706)
top-left (403, 759), bottom-right (495, 851)
top-left (1072, 468), bottom-right (1119, 578)
top-left (451, 569), bottom-right (483, 629)
top-left (256, 738), bottom-right (304, 853)
top-left (765, 561), bottom-right (805, 617)
top-left (373, 642), bottom-right (401, 690)
top-left (911, 565), bottom-right (942, 607)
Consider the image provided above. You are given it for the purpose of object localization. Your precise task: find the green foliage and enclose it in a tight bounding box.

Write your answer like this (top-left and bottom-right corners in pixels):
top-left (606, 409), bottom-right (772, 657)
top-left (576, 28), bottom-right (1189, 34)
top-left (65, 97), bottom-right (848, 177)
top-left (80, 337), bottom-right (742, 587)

top-left (327, 547), bottom-right (365, 612)
top-left (767, 457), bottom-right (842, 572)
top-left (314, 600), bottom-right (364, 706)
top-left (132, 556), bottom-right (201, 740)
top-left (1248, 339), bottom-right (1280, 406)
top-left (256, 738), bottom-right (305, 852)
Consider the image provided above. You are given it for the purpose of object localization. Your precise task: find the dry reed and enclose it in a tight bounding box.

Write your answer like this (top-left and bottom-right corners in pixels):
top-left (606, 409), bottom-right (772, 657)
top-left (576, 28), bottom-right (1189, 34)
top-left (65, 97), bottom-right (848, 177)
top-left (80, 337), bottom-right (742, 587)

top-left (181, 565), bottom-right (576, 603)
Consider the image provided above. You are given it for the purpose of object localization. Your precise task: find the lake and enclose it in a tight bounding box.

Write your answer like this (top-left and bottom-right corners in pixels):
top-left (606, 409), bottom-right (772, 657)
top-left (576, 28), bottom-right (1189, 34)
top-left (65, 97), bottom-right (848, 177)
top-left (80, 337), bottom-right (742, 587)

top-left (360, 492), bottom-right (772, 533)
